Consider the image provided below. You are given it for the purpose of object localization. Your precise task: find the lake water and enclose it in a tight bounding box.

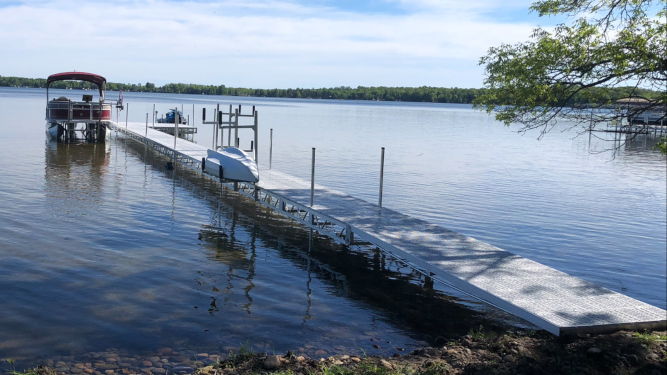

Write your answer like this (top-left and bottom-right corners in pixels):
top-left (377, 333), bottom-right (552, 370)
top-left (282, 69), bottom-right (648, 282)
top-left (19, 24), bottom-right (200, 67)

top-left (0, 87), bottom-right (665, 367)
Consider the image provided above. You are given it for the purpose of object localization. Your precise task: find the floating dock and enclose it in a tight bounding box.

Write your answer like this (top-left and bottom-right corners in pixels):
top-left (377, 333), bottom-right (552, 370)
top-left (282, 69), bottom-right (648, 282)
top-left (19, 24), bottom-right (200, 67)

top-left (109, 120), bottom-right (667, 336)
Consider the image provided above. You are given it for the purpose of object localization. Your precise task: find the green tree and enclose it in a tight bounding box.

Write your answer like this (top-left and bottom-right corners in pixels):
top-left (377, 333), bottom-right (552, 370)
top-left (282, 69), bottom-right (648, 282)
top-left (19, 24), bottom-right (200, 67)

top-left (473, 0), bottom-right (666, 149)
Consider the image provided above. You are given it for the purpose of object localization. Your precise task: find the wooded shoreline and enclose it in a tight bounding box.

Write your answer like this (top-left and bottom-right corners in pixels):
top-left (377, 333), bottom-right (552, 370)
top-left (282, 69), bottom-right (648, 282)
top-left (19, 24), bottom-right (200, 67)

top-left (1, 76), bottom-right (662, 106)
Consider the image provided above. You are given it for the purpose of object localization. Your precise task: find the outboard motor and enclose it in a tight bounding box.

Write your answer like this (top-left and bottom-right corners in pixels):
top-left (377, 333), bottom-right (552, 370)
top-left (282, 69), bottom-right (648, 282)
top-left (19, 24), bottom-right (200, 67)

top-left (116, 90), bottom-right (124, 110)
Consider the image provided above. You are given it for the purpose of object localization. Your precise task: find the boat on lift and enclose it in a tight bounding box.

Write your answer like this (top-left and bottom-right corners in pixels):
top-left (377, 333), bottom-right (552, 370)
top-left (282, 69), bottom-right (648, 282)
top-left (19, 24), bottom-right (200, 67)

top-left (45, 72), bottom-right (113, 142)
top-left (204, 148), bottom-right (259, 183)
top-left (157, 108), bottom-right (188, 124)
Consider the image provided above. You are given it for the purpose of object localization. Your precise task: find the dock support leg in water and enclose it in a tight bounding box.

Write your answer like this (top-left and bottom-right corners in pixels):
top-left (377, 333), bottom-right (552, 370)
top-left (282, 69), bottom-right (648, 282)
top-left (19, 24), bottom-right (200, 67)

top-left (379, 147), bottom-right (385, 208)
top-left (219, 165), bottom-right (224, 195)
top-left (311, 148), bottom-right (315, 207)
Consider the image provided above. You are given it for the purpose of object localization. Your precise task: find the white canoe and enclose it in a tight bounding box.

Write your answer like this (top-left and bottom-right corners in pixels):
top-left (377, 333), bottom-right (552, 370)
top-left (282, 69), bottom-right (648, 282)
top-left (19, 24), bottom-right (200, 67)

top-left (204, 148), bottom-right (259, 183)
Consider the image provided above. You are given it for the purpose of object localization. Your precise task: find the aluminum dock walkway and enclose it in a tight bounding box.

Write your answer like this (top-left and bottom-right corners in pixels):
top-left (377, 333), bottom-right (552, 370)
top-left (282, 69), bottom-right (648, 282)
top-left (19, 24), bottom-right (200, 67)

top-left (110, 121), bottom-right (667, 336)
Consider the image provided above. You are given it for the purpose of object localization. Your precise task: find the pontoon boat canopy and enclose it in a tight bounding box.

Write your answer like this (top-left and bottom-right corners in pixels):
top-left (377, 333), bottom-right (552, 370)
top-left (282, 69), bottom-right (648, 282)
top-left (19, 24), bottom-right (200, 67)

top-left (47, 72), bottom-right (107, 96)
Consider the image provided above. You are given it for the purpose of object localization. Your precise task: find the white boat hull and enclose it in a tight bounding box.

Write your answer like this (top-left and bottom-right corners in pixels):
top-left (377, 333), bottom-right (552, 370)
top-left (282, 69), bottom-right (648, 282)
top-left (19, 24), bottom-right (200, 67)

top-left (46, 123), bottom-right (60, 140)
top-left (204, 148), bottom-right (259, 183)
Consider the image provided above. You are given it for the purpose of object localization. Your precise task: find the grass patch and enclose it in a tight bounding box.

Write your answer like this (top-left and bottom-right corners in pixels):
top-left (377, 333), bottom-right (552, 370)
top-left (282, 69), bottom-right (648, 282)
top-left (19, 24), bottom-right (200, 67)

top-left (217, 340), bottom-right (261, 372)
top-left (353, 362), bottom-right (391, 375)
top-left (227, 340), bottom-right (257, 363)
top-left (467, 325), bottom-right (486, 340)
top-left (321, 365), bottom-right (353, 375)
top-left (420, 362), bottom-right (450, 375)
top-left (4, 360), bottom-right (56, 375)
top-left (633, 331), bottom-right (667, 346)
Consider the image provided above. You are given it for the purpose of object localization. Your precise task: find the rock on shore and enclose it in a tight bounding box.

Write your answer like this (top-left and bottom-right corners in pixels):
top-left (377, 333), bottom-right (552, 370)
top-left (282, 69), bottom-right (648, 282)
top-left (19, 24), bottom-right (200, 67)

top-left (2, 330), bottom-right (665, 375)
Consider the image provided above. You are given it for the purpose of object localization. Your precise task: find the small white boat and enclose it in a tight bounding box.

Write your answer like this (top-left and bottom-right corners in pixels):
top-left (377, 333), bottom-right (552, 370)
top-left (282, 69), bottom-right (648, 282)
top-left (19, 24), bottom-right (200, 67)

top-left (204, 148), bottom-right (259, 183)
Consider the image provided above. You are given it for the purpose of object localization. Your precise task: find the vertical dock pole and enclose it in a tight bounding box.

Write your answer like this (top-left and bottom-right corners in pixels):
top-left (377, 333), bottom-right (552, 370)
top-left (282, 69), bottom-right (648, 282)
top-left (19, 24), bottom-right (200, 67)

top-left (227, 105), bottom-right (232, 147)
top-left (67, 98), bottom-right (71, 143)
top-left (174, 109), bottom-right (179, 151)
top-left (145, 113), bottom-right (148, 137)
top-left (234, 108), bottom-right (239, 147)
top-left (216, 104), bottom-right (220, 150)
top-left (219, 165), bottom-right (223, 195)
top-left (254, 110), bottom-right (259, 163)
top-left (97, 98), bottom-right (102, 141)
top-left (379, 147), bottom-right (385, 208)
top-left (152, 104), bottom-right (155, 127)
top-left (311, 148), bottom-right (315, 207)
top-left (269, 128), bottom-right (273, 169)
top-left (125, 103), bottom-right (129, 128)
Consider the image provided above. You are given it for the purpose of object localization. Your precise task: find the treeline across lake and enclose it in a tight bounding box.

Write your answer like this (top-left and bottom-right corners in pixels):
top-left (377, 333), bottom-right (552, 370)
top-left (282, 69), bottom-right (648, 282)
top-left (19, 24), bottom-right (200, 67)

top-left (0, 75), bottom-right (661, 105)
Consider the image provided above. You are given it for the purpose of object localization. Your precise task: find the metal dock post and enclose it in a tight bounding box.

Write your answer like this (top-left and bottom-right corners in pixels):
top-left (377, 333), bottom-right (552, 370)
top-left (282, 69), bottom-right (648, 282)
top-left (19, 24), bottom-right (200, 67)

top-left (218, 105), bottom-right (223, 147)
top-left (379, 147), bottom-right (385, 208)
top-left (311, 148), bottom-right (315, 207)
top-left (253, 108), bottom-right (258, 163)
top-left (174, 109), bottom-right (179, 151)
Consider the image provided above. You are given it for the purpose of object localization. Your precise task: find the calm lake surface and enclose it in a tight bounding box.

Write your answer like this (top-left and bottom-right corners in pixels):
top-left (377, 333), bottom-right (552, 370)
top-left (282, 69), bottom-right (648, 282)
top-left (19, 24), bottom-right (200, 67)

top-left (0, 87), bottom-right (665, 366)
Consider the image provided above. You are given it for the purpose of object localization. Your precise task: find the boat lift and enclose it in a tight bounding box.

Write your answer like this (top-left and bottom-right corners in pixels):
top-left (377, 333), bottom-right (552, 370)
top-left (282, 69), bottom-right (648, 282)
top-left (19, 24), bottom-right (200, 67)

top-left (202, 104), bottom-right (258, 163)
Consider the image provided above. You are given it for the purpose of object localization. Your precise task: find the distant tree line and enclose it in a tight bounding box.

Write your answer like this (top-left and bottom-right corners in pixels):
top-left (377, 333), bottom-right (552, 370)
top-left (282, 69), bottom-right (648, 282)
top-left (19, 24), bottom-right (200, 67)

top-left (0, 75), bottom-right (661, 106)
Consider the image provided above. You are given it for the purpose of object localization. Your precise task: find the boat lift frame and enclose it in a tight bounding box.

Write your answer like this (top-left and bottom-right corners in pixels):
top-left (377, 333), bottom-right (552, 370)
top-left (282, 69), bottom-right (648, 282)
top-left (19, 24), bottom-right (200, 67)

top-left (202, 104), bottom-right (259, 162)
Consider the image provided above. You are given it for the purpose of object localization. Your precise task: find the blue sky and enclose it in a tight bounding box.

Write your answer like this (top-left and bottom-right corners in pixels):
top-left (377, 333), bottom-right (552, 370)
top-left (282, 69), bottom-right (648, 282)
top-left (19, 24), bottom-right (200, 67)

top-left (0, 0), bottom-right (561, 88)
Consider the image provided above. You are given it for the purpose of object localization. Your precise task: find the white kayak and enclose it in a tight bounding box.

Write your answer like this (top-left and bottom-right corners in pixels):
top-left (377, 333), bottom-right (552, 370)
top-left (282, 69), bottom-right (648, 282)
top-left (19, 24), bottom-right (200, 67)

top-left (204, 148), bottom-right (259, 183)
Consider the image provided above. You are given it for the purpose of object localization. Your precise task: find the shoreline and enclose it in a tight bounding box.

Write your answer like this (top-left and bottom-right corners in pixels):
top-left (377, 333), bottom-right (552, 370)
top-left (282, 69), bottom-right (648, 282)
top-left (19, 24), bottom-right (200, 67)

top-left (4, 329), bottom-right (665, 375)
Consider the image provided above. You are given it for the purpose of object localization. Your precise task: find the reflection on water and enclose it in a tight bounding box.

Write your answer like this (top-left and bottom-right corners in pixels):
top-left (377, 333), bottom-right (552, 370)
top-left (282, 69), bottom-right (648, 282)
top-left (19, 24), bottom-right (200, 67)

top-left (0, 88), bottom-right (663, 370)
top-left (126, 137), bottom-right (532, 328)
top-left (44, 141), bottom-right (110, 210)
top-left (0, 133), bottom-right (531, 368)
top-left (198, 223), bottom-right (257, 315)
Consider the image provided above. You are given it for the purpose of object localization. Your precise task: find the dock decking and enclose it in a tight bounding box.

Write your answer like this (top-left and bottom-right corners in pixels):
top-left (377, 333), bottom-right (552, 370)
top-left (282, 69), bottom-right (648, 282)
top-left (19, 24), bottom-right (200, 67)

top-left (151, 123), bottom-right (198, 134)
top-left (110, 121), bottom-right (667, 336)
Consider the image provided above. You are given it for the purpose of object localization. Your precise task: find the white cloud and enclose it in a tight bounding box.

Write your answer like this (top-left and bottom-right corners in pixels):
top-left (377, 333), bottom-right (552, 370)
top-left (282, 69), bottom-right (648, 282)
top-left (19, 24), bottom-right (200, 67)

top-left (0, 0), bottom-right (540, 87)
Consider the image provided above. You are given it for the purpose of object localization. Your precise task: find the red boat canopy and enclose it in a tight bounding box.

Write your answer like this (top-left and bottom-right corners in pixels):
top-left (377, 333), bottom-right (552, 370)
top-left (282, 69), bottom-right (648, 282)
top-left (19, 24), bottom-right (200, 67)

top-left (47, 72), bottom-right (107, 96)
